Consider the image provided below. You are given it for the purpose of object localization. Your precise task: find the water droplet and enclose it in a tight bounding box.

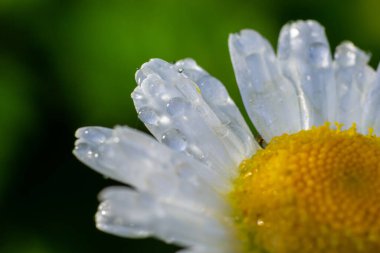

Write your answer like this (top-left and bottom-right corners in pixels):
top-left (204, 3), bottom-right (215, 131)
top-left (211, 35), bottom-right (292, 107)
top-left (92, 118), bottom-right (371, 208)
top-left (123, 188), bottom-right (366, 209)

top-left (177, 67), bottom-right (184, 73)
top-left (160, 115), bottom-right (171, 125)
top-left (290, 27), bottom-right (300, 38)
top-left (140, 75), bottom-right (164, 96)
top-left (86, 149), bottom-right (95, 158)
top-left (161, 129), bottom-right (187, 151)
top-left (198, 76), bottom-right (228, 104)
top-left (166, 97), bottom-right (189, 116)
top-left (135, 70), bottom-right (147, 85)
top-left (138, 107), bottom-right (159, 126)
top-left (187, 144), bottom-right (206, 161)
top-left (309, 42), bottom-right (330, 68)
top-left (79, 127), bottom-right (109, 143)
top-left (149, 82), bottom-right (159, 94)
top-left (214, 125), bottom-right (229, 138)
top-left (131, 90), bottom-right (144, 100)
top-left (344, 51), bottom-right (356, 66)
top-left (335, 43), bottom-right (357, 67)
top-left (75, 142), bottom-right (98, 159)
top-left (160, 93), bottom-right (171, 102)
top-left (257, 219), bottom-right (264, 226)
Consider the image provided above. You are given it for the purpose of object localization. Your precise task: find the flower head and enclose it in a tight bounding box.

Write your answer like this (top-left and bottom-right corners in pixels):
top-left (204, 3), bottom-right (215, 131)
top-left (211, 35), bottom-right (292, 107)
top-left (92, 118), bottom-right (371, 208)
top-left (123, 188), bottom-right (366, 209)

top-left (74, 20), bottom-right (380, 253)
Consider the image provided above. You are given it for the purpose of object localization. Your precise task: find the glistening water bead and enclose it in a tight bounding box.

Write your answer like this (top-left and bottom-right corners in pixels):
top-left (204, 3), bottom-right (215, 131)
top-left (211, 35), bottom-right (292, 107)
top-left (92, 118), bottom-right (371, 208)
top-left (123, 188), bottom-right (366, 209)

top-left (161, 129), bottom-right (187, 151)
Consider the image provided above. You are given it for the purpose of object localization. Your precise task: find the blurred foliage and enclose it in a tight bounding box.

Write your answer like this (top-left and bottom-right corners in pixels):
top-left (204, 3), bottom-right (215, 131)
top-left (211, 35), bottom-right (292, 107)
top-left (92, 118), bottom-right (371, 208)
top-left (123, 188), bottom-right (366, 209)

top-left (0, 56), bottom-right (36, 199)
top-left (1, 0), bottom-right (379, 252)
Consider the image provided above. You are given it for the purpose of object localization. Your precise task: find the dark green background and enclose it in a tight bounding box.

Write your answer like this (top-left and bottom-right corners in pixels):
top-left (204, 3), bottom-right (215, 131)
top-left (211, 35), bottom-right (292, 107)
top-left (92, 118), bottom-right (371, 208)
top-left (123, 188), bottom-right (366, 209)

top-left (1, 0), bottom-right (379, 252)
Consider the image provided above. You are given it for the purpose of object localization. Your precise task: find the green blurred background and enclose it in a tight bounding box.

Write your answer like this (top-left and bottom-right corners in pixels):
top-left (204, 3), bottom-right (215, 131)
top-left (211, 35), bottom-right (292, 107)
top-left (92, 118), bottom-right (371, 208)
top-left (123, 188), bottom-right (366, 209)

top-left (1, 0), bottom-right (379, 252)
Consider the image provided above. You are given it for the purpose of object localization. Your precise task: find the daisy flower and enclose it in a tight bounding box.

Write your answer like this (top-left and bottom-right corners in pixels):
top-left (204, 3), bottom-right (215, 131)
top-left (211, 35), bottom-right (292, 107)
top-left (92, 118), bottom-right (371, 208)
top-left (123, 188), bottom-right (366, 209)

top-left (73, 20), bottom-right (380, 253)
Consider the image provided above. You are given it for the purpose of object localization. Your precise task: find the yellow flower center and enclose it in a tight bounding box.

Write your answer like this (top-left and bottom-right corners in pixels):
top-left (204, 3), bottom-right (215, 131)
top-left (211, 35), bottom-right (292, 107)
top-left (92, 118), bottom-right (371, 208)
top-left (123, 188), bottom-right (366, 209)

top-left (230, 124), bottom-right (380, 253)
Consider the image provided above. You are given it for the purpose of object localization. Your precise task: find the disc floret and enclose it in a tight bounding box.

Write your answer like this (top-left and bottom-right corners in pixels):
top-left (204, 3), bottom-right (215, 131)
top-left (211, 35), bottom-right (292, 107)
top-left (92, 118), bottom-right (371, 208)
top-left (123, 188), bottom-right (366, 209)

top-left (230, 124), bottom-right (380, 253)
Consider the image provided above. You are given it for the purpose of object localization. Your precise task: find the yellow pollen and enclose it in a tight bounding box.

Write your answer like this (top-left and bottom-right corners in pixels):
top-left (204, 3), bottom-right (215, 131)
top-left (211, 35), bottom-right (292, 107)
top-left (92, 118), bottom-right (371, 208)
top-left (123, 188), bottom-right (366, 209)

top-left (230, 123), bottom-right (380, 253)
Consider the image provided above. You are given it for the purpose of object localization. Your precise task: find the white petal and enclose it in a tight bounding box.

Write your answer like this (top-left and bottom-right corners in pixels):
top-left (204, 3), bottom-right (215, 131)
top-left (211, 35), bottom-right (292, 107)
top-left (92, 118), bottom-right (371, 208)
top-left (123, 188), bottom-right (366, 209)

top-left (73, 126), bottom-right (230, 212)
top-left (174, 58), bottom-right (258, 157)
top-left (334, 42), bottom-right (376, 132)
top-left (229, 29), bottom-right (302, 141)
top-left (96, 187), bottom-right (238, 251)
top-left (132, 59), bottom-right (259, 179)
top-left (363, 65), bottom-right (380, 134)
top-left (278, 20), bottom-right (336, 128)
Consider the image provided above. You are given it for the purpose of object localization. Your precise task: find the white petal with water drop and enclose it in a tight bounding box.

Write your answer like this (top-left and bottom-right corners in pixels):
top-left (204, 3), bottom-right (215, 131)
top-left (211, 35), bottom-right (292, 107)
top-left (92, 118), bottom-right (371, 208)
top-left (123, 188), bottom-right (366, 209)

top-left (229, 29), bottom-right (302, 142)
top-left (174, 58), bottom-right (259, 157)
top-left (334, 42), bottom-right (376, 132)
top-left (363, 65), bottom-right (380, 134)
top-left (277, 20), bottom-right (336, 128)
top-left (96, 187), bottom-right (238, 252)
top-left (132, 59), bottom-right (259, 180)
top-left (73, 126), bottom-right (231, 212)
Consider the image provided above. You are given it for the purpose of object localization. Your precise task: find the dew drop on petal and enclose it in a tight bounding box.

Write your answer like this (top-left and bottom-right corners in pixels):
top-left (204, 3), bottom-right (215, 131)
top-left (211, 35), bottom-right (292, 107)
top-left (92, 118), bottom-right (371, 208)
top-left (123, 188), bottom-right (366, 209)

top-left (135, 70), bottom-right (147, 85)
top-left (340, 51), bottom-right (356, 67)
top-left (149, 82), bottom-right (160, 95)
top-left (290, 27), bottom-right (300, 38)
top-left (138, 107), bottom-right (159, 126)
top-left (161, 129), bottom-right (187, 151)
top-left (131, 90), bottom-right (144, 100)
top-left (166, 97), bottom-right (189, 116)
top-left (335, 43), bottom-right (358, 67)
top-left (75, 142), bottom-right (98, 159)
top-left (309, 42), bottom-right (330, 68)
top-left (80, 128), bottom-right (108, 143)
top-left (141, 75), bottom-right (163, 97)
top-left (187, 144), bottom-right (206, 161)
top-left (214, 125), bottom-right (230, 138)
top-left (198, 76), bottom-right (228, 104)
top-left (160, 93), bottom-right (171, 102)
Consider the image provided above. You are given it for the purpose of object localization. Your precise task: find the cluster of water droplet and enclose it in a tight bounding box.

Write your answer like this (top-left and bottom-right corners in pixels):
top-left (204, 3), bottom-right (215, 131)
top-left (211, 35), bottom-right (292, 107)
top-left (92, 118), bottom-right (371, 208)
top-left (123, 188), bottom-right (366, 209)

top-left (131, 58), bottom-right (257, 178)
